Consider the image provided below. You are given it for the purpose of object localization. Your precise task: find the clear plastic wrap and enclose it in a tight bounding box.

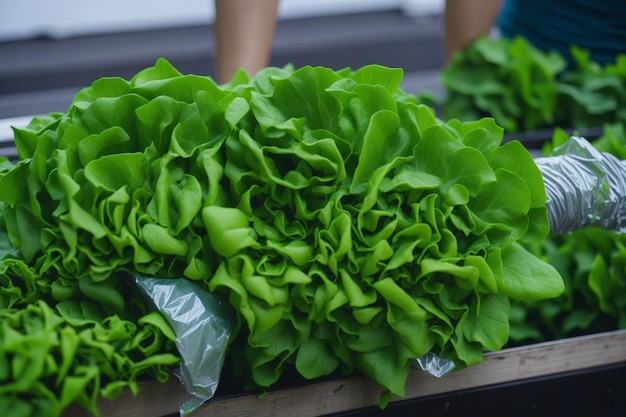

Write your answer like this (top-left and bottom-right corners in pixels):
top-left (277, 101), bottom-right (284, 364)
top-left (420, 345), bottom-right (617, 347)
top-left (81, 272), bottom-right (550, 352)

top-left (134, 276), bottom-right (233, 416)
top-left (414, 352), bottom-right (456, 378)
top-left (534, 136), bottom-right (626, 235)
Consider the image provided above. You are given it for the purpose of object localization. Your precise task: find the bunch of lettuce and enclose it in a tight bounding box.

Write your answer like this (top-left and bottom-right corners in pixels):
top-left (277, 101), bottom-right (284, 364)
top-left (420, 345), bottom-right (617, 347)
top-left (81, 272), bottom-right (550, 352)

top-left (0, 299), bottom-right (178, 417)
top-left (1, 200), bottom-right (179, 417)
top-left (511, 226), bottom-right (626, 344)
top-left (441, 36), bottom-right (626, 133)
top-left (440, 35), bottom-right (566, 132)
top-left (556, 50), bottom-right (626, 129)
top-left (510, 124), bottom-right (626, 344)
top-left (0, 59), bottom-right (563, 408)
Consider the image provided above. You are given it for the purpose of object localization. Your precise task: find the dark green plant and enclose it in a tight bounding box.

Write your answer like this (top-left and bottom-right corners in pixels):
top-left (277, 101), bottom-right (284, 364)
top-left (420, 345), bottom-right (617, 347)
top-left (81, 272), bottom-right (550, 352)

top-left (441, 36), bottom-right (626, 133)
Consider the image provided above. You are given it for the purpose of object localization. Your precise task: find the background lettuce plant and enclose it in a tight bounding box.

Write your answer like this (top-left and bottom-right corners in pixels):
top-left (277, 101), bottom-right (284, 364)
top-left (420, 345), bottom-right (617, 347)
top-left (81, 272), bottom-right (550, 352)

top-left (0, 59), bottom-right (564, 413)
top-left (440, 36), bottom-right (626, 133)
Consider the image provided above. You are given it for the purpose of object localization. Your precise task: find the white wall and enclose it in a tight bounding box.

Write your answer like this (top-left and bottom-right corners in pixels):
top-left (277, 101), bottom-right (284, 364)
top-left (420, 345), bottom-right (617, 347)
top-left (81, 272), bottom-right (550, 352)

top-left (0, 0), bottom-right (443, 41)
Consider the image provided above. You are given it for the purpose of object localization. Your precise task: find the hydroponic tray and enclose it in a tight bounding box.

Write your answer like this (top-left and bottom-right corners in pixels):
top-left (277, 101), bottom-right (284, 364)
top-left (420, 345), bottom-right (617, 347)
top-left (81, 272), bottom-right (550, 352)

top-left (67, 328), bottom-right (626, 417)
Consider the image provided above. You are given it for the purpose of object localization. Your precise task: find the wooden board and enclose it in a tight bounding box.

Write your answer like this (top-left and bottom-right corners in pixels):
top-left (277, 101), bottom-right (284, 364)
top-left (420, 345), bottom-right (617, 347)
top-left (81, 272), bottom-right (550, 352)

top-left (68, 329), bottom-right (626, 417)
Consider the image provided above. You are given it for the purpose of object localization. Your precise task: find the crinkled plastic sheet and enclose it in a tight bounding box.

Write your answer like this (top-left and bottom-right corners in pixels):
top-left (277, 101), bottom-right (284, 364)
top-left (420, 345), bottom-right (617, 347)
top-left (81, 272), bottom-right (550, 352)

top-left (134, 276), bottom-right (233, 416)
top-left (535, 136), bottom-right (626, 235)
top-left (414, 352), bottom-right (456, 377)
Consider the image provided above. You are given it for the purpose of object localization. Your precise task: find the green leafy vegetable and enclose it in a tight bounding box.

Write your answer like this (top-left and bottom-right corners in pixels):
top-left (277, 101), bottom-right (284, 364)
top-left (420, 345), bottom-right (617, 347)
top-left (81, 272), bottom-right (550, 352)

top-left (441, 35), bottom-right (566, 132)
top-left (440, 36), bottom-right (626, 133)
top-left (0, 59), bottom-right (564, 412)
top-left (0, 300), bottom-right (178, 417)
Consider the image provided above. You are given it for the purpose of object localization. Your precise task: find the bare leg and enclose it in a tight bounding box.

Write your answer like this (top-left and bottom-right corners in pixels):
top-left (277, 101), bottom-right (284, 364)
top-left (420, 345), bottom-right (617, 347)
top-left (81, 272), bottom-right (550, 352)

top-left (444, 0), bottom-right (503, 62)
top-left (214, 0), bottom-right (280, 83)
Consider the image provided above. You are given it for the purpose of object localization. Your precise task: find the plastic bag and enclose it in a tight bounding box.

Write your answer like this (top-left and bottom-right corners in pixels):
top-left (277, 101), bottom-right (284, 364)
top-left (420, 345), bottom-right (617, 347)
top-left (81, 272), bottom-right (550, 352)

top-left (134, 276), bottom-right (233, 416)
top-left (414, 352), bottom-right (455, 378)
top-left (535, 136), bottom-right (626, 234)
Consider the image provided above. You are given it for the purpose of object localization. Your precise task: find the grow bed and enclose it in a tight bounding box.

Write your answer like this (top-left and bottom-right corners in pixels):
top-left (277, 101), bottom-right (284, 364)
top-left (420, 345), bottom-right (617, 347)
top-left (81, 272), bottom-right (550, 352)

top-left (67, 328), bottom-right (626, 417)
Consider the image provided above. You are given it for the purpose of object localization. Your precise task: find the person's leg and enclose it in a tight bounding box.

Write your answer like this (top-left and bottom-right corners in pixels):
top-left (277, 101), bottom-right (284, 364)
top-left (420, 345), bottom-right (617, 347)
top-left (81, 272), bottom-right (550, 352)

top-left (214, 0), bottom-right (280, 83)
top-left (444, 0), bottom-right (503, 62)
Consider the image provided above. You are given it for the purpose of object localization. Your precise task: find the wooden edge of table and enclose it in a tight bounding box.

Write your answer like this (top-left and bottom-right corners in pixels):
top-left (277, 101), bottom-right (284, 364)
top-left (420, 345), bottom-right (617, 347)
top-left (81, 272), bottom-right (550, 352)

top-left (68, 329), bottom-right (626, 417)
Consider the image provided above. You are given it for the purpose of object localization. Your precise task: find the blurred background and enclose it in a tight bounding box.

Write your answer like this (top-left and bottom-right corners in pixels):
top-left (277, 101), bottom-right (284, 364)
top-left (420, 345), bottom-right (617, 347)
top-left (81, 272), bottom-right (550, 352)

top-left (0, 0), bottom-right (445, 120)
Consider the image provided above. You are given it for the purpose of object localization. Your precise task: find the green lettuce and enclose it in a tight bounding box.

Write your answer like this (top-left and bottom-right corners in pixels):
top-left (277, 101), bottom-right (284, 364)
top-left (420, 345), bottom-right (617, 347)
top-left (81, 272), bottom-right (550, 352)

top-left (0, 300), bottom-right (178, 417)
top-left (0, 59), bottom-right (563, 409)
top-left (441, 36), bottom-right (626, 133)
top-left (441, 35), bottom-right (565, 132)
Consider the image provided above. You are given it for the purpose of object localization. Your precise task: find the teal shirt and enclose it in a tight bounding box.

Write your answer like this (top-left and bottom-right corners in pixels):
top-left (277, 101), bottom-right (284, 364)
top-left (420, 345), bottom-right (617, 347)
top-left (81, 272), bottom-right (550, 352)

top-left (498, 0), bottom-right (626, 65)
